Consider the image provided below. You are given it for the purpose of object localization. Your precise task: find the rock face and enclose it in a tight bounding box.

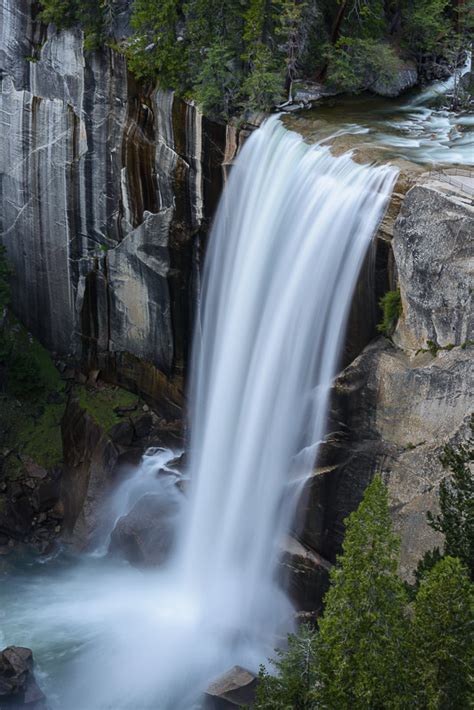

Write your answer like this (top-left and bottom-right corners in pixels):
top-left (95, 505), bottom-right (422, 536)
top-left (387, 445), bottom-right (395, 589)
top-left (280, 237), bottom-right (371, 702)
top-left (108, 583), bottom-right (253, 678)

top-left (393, 184), bottom-right (473, 351)
top-left (0, 646), bottom-right (46, 709)
top-left (300, 181), bottom-right (474, 583)
top-left (278, 536), bottom-right (331, 614)
top-left (60, 386), bottom-right (178, 549)
top-left (0, 0), bottom-right (244, 408)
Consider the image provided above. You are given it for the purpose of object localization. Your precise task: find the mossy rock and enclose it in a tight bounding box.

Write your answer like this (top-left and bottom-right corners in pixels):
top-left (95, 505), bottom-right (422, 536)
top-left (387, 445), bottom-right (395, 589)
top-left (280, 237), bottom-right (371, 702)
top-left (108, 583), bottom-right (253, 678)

top-left (75, 384), bottom-right (141, 434)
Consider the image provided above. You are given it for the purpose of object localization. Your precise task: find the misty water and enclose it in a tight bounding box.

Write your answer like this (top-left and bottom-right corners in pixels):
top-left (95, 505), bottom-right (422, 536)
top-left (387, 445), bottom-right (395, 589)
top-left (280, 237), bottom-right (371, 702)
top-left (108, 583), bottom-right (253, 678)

top-left (0, 117), bottom-right (398, 709)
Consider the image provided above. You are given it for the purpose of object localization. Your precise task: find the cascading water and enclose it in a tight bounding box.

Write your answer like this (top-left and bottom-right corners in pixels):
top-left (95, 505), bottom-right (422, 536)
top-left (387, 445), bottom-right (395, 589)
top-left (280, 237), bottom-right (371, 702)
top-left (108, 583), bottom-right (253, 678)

top-left (0, 118), bottom-right (397, 709)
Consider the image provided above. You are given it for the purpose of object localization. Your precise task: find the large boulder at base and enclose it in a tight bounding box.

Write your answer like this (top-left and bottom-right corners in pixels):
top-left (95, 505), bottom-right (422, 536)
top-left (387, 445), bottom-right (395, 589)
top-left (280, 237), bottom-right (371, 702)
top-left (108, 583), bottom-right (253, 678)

top-left (109, 493), bottom-right (180, 566)
top-left (0, 647), bottom-right (47, 709)
top-left (203, 666), bottom-right (258, 709)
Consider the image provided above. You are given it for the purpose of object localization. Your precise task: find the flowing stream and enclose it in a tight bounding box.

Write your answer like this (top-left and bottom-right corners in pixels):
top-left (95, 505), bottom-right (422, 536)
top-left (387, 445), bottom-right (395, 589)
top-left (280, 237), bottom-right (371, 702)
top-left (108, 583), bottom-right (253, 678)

top-left (0, 118), bottom-right (397, 709)
top-left (286, 56), bottom-right (473, 165)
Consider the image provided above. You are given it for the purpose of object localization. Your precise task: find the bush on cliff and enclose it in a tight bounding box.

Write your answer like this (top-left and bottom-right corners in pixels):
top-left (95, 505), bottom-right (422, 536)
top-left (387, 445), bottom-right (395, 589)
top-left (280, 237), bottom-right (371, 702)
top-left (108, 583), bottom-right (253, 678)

top-left (377, 288), bottom-right (402, 336)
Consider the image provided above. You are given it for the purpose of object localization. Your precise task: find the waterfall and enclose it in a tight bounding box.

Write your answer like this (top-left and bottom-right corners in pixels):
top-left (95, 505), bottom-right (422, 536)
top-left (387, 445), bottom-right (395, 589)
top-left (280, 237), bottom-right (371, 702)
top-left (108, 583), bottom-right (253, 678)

top-left (0, 118), bottom-right (397, 710)
top-left (177, 117), bottom-right (398, 640)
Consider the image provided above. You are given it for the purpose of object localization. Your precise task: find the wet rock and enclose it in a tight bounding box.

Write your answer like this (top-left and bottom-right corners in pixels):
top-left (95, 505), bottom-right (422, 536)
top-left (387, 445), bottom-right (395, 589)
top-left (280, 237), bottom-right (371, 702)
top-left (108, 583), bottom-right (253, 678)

top-left (203, 666), bottom-right (258, 709)
top-left (109, 493), bottom-right (180, 567)
top-left (132, 413), bottom-right (153, 440)
top-left (109, 420), bottom-right (134, 447)
top-left (278, 536), bottom-right (331, 613)
top-left (0, 646), bottom-right (47, 709)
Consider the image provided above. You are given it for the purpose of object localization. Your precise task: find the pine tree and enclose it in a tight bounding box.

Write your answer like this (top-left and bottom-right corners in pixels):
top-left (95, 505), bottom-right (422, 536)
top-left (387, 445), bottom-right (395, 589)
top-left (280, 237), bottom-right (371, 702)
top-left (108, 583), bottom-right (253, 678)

top-left (315, 475), bottom-right (411, 710)
top-left (254, 623), bottom-right (318, 709)
top-left (409, 556), bottom-right (473, 709)
top-left (127, 0), bottom-right (187, 89)
top-left (427, 421), bottom-right (474, 579)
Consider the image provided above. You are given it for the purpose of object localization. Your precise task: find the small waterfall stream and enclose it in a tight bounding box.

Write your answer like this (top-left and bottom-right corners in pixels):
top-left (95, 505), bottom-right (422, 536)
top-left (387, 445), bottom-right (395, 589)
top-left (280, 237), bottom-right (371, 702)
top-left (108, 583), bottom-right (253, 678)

top-left (0, 118), bottom-right (397, 709)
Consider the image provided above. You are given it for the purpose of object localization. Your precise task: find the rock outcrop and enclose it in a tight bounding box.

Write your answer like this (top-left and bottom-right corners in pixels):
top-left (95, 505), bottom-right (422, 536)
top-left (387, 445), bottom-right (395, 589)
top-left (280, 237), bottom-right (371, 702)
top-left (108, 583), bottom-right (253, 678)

top-left (109, 491), bottom-right (181, 566)
top-left (203, 666), bottom-right (258, 709)
top-left (0, 646), bottom-right (46, 709)
top-left (60, 383), bottom-right (178, 548)
top-left (300, 180), bottom-right (473, 583)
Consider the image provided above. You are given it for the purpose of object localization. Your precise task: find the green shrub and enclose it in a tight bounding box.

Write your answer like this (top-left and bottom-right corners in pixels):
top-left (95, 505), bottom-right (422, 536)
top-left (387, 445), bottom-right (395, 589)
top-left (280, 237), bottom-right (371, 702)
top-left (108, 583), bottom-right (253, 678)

top-left (377, 288), bottom-right (402, 336)
top-left (326, 37), bottom-right (400, 94)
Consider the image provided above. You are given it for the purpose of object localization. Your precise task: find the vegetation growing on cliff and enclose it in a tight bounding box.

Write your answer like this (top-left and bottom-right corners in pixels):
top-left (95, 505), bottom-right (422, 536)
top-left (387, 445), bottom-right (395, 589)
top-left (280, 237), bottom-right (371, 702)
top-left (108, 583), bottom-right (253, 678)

top-left (377, 288), bottom-right (402, 336)
top-left (38, 0), bottom-right (473, 115)
top-left (416, 416), bottom-right (474, 581)
top-left (256, 470), bottom-right (474, 709)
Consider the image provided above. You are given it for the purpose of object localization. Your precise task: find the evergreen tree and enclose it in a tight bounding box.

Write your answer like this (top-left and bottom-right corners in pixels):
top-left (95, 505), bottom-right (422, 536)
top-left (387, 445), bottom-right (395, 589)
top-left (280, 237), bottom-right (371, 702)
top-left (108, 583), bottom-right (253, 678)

top-left (241, 44), bottom-right (285, 111)
top-left (192, 42), bottom-right (242, 118)
top-left (127, 0), bottom-right (187, 89)
top-left (254, 623), bottom-right (318, 709)
top-left (315, 475), bottom-right (411, 710)
top-left (409, 556), bottom-right (473, 710)
top-left (427, 419), bottom-right (474, 580)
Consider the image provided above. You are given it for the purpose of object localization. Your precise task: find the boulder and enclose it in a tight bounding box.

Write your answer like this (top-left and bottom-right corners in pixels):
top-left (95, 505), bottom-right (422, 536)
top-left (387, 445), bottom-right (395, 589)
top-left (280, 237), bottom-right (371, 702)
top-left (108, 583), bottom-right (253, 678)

top-left (372, 61), bottom-right (418, 97)
top-left (0, 646), bottom-right (47, 709)
top-left (459, 71), bottom-right (474, 97)
top-left (203, 666), bottom-right (258, 709)
top-left (109, 493), bottom-right (180, 567)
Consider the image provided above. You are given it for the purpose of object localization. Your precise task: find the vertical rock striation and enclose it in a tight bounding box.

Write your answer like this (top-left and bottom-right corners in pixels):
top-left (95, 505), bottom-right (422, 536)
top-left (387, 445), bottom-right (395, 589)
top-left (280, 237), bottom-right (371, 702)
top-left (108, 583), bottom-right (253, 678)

top-left (0, 0), bottom-right (243, 411)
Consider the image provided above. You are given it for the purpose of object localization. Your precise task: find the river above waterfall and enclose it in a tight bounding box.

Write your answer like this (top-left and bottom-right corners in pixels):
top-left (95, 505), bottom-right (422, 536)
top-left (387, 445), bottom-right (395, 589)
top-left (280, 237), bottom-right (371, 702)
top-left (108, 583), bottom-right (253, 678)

top-left (284, 68), bottom-right (473, 166)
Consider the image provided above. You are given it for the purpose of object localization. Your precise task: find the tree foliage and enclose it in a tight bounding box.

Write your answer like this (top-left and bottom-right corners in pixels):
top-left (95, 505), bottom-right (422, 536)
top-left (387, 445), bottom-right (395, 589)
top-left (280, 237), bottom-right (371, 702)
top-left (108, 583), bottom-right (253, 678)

top-left (425, 418), bottom-right (474, 580)
top-left (39, 0), bottom-right (107, 49)
top-left (410, 556), bottom-right (473, 710)
top-left (255, 623), bottom-right (318, 709)
top-left (257, 473), bottom-right (473, 709)
top-left (38, 0), bottom-right (473, 113)
top-left (315, 475), bottom-right (411, 709)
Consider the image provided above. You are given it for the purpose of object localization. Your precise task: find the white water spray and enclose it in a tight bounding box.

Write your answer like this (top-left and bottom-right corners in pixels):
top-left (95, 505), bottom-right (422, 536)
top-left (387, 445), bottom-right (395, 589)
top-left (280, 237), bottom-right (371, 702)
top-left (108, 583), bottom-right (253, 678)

top-left (0, 118), bottom-right (397, 709)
